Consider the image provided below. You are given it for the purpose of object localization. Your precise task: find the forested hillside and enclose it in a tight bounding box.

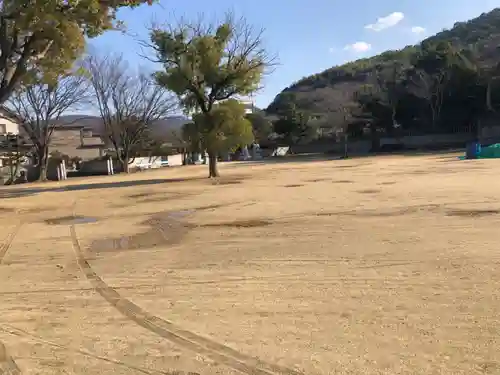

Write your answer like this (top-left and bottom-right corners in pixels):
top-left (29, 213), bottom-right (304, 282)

top-left (266, 8), bottom-right (500, 136)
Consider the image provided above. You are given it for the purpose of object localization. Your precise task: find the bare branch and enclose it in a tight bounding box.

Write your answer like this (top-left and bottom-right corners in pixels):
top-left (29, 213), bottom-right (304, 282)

top-left (6, 74), bottom-right (90, 148)
top-left (82, 52), bottom-right (178, 172)
top-left (3, 73), bottom-right (89, 180)
top-left (141, 12), bottom-right (278, 112)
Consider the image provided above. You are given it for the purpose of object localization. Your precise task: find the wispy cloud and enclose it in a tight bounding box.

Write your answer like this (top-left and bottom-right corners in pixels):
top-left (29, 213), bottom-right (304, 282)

top-left (365, 12), bottom-right (404, 31)
top-left (344, 42), bottom-right (372, 53)
top-left (411, 26), bottom-right (426, 34)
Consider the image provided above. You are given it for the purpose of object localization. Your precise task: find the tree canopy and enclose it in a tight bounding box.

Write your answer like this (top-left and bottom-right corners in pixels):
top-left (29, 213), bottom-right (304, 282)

top-left (346, 40), bottom-right (499, 149)
top-left (0, 0), bottom-right (153, 103)
top-left (186, 99), bottom-right (254, 172)
top-left (245, 111), bottom-right (272, 142)
top-left (272, 100), bottom-right (317, 145)
top-left (149, 15), bottom-right (272, 113)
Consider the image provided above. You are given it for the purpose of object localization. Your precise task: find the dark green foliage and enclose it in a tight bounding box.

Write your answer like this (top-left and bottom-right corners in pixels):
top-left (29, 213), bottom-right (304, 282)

top-left (272, 99), bottom-right (317, 144)
top-left (267, 8), bottom-right (500, 136)
top-left (0, 0), bottom-right (154, 103)
top-left (245, 112), bottom-right (273, 142)
top-left (149, 15), bottom-right (272, 176)
top-left (189, 99), bottom-right (254, 154)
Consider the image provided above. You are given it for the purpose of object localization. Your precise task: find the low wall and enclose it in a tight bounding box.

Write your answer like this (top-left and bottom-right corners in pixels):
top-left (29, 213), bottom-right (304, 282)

top-left (129, 156), bottom-right (163, 170)
top-left (481, 125), bottom-right (500, 139)
top-left (78, 159), bottom-right (116, 176)
top-left (129, 155), bottom-right (183, 169)
top-left (294, 133), bottom-right (477, 155)
top-left (78, 155), bottom-right (182, 175)
top-left (393, 133), bottom-right (475, 147)
top-left (167, 154), bottom-right (183, 166)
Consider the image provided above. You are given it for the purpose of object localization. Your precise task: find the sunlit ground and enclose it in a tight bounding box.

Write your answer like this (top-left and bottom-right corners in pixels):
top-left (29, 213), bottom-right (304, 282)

top-left (1, 154), bottom-right (500, 375)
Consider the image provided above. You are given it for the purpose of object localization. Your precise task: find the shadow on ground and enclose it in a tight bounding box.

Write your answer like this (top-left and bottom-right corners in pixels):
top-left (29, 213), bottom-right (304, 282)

top-left (231, 149), bottom-right (463, 167)
top-left (228, 154), bottom-right (343, 166)
top-left (0, 177), bottom-right (204, 199)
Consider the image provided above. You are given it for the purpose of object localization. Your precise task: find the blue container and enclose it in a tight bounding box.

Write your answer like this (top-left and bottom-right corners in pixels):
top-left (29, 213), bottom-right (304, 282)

top-left (465, 142), bottom-right (481, 159)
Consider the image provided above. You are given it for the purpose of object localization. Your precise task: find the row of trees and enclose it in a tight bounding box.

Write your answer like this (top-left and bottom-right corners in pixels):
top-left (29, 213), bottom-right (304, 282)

top-left (351, 41), bottom-right (498, 146)
top-left (0, 0), bottom-right (275, 180)
top-left (5, 55), bottom-right (177, 180)
top-left (264, 40), bottom-right (500, 151)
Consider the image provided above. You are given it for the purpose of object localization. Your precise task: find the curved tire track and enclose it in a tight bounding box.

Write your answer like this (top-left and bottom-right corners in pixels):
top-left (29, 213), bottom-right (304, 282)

top-left (0, 223), bottom-right (22, 264)
top-left (70, 225), bottom-right (301, 375)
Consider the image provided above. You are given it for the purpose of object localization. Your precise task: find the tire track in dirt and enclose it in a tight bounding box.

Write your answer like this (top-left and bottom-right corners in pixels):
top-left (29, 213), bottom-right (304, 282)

top-left (0, 222), bottom-right (22, 375)
top-left (70, 225), bottom-right (302, 375)
top-left (0, 223), bottom-right (22, 264)
top-left (0, 339), bottom-right (20, 375)
top-left (0, 325), bottom-right (168, 375)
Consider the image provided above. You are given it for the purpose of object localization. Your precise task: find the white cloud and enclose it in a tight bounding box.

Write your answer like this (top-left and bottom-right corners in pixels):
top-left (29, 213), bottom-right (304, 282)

top-left (365, 12), bottom-right (404, 31)
top-left (344, 42), bottom-right (372, 53)
top-left (411, 26), bottom-right (426, 34)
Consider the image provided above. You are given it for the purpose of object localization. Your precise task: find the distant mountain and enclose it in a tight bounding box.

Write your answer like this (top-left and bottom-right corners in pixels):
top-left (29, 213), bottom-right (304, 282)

top-left (266, 8), bottom-right (500, 122)
top-left (52, 115), bottom-right (104, 132)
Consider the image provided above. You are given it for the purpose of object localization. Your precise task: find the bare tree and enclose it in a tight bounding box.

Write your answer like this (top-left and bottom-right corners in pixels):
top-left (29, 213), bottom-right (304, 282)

top-left (410, 69), bottom-right (450, 130)
top-left (6, 75), bottom-right (89, 180)
top-left (372, 63), bottom-right (405, 128)
top-left (83, 53), bottom-right (178, 173)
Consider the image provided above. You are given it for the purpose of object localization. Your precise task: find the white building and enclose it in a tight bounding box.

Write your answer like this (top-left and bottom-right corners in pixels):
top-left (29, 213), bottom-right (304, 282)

top-left (239, 99), bottom-right (255, 114)
top-left (0, 108), bottom-right (20, 135)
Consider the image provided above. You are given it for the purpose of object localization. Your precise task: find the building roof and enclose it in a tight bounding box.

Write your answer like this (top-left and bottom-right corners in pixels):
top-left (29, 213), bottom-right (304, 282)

top-left (53, 115), bottom-right (190, 141)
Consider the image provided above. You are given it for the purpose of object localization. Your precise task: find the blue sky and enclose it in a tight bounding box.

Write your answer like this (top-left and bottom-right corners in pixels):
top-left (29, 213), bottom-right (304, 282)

top-left (91, 0), bottom-right (500, 110)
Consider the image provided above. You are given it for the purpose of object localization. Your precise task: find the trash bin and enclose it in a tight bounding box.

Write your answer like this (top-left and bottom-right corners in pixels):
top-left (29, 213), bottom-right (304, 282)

top-left (466, 142), bottom-right (481, 159)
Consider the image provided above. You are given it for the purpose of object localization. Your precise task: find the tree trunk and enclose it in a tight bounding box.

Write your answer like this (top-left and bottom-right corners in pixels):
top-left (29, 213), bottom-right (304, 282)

top-left (37, 146), bottom-right (49, 181)
top-left (486, 81), bottom-right (493, 111)
top-left (370, 126), bottom-right (380, 152)
top-left (476, 118), bottom-right (483, 142)
top-left (120, 149), bottom-right (130, 173)
top-left (208, 153), bottom-right (219, 178)
top-left (8, 154), bottom-right (19, 183)
top-left (343, 134), bottom-right (348, 158)
top-left (122, 158), bottom-right (130, 173)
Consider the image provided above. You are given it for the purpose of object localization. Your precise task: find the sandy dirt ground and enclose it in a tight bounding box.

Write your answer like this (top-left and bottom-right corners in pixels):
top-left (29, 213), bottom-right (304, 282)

top-left (1, 154), bottom-right (500, 375)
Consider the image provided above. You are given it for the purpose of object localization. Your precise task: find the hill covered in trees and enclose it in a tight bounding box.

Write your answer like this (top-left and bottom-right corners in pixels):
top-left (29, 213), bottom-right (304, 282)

top-left (266, 8), bottom-right (500, 134)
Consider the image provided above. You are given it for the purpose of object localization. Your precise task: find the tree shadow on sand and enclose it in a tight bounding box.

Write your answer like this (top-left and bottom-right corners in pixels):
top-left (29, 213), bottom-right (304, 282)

top-left (0, 177), bottom-right (205, 199)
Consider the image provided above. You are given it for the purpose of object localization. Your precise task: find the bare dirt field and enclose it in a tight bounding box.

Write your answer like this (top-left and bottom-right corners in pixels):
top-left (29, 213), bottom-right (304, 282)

top-left (1, 154), bottom-right (500, 375)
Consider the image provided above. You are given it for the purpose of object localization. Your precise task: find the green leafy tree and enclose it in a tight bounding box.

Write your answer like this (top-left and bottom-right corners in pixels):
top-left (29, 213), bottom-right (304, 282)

top-left (273, 101), bottom-right (316, 145)
top-left (148, 14), bottom-right (274, 177)
top-left (370, 63), bottom-right (405, 129)
top-left (0, 0), bottom-right (153, 103)
top-left (245, 112), bottom-right (272, 142)
top-left (407, 41), bottom-right (465, 130)
top-left (189, 99), bottom-right (254, 175)
top-left (354, 88), bottom-right (392, 150)
top-left (181, 120), bottom-right (204, 164)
